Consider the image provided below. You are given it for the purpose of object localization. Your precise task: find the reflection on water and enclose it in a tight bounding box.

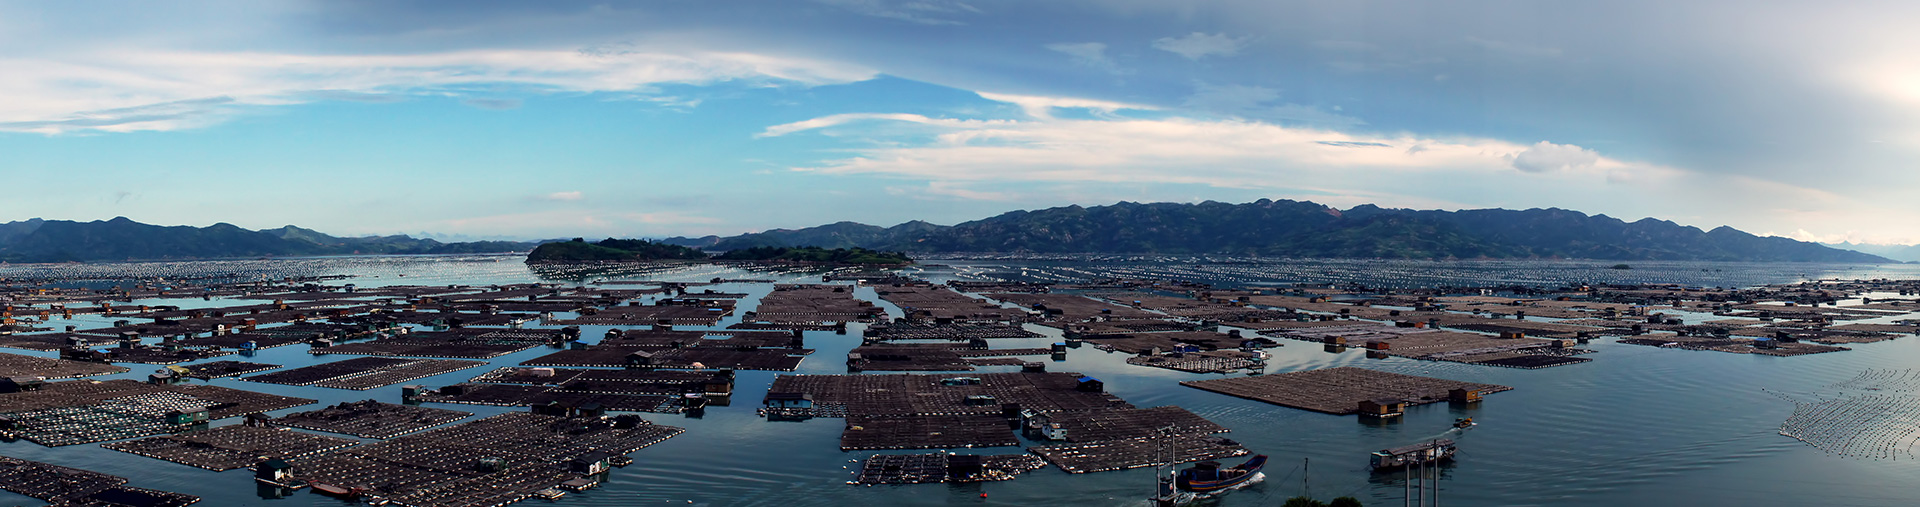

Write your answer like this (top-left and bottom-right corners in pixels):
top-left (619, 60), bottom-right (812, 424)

top-left (0, 256), bottom-right (1915, 506)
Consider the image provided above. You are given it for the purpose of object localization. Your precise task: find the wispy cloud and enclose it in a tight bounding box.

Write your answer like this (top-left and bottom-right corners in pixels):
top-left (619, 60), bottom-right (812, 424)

top-left (1463, 37), bottom-right (1565, 59)
top-left (463, 98), bottom-right (523, 110)
top-left (1045, 42), bottom-right (1130, 75)
top-left (535, 191), bottom-right (585, 202)
top-left (1180, 82), bottom-right (1362, 127)
top-left (813, 0), bottom-right (980, 25)
top-left (1152, 33), bottom-right (1247, 60)
top-left (0, 97), bottom-right (239, 133)
top-left (1, 48), bottom-right (876, 133)
top-left (885, 181), bottom-right (1011, 201)
top-left (763, 92), bottom-right (1678, 201)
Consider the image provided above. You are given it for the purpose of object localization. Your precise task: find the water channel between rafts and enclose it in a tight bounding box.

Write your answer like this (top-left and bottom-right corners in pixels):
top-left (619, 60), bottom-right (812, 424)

top-left (4, 256), bottom-right (1920, 507)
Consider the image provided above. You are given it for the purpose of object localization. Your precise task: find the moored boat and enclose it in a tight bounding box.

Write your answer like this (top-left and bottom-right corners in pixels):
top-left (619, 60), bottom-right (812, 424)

top-left (311, 483), bottom-right (361, 499)
top-left (1175, 454), bottom-right (1268, 493)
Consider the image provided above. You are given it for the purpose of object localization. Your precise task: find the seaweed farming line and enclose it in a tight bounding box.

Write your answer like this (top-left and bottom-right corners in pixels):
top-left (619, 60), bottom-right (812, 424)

top-left (1826, 368), bottom-right (1920, 392)
top-left (1771, 385), bottom-right (1920, 460)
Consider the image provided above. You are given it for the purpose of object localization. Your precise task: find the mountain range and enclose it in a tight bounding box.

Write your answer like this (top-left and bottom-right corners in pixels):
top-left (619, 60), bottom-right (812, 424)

top-left (0, 217), bottom-right (534, 263)
top-left (662, 199), bottom-right (1895, 263)
top-left (0, 200), bottom-right (1895, 263)
top-left (1822, 242), bottom-right (1920, 263)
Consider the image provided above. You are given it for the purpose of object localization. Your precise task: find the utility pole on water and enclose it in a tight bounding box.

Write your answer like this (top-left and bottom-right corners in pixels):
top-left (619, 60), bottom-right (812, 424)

top-left (1303, 457), bottom-right (1311, 499)
top-left (1432, 440), bottom-right (1439, 507)
top-left (1433, 439), bottom-right (1442, 507)
top-left (1415, 453), bottom-right (1425, 507)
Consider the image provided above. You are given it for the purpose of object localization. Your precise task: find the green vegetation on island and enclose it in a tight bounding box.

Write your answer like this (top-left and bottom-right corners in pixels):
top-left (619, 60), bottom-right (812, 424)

top-left (524, 238), bottom-right (708, 263)
top-left (712, 246), bottom-right (912, 265)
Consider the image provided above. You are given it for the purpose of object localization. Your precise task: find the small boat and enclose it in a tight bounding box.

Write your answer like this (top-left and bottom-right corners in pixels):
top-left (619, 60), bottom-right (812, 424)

top-left (608, 455), bottom-right (633, 467)
top-left (1175, 454), bottom-right (1268, 493)
top-left (1453, 417), bottom-right (1475, 429)
top-left (311, 483), bottom-right (361, 499)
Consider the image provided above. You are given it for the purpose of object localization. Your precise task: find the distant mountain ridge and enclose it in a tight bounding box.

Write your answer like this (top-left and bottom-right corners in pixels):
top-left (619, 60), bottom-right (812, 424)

top-left (1823, 242), bottom-right (1920, 263)
top-left (661, 199), bottom-right (1893, 263)
top-left (0, 217), bottom-right (534, 263)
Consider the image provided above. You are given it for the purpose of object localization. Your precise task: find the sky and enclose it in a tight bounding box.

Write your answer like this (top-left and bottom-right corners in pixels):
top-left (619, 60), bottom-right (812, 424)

top-left (3, 0), bottom-right (1918, 244)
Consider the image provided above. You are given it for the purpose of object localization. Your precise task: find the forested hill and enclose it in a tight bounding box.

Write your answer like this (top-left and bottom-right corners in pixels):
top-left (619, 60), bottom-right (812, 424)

top-left (662, 200), bottom-right (1893, 263)
top-left (0, 217), bottom-right (532, 263)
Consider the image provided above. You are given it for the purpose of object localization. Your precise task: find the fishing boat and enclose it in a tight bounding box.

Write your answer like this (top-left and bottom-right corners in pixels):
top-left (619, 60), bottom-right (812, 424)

top-left (311, 483), bottom-right (363, 499)
top-left (1453, 417), bottom-right (1475, 429)
top-left (1174, 454), bottom-right (1268, 493)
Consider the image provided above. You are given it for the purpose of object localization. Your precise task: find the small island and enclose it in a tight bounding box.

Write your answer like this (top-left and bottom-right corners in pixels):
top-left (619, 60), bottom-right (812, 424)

top-left (524, 238), bottom-right (708, 263)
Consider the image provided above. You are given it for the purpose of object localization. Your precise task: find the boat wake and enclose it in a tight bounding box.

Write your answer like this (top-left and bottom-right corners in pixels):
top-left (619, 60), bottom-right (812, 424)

top-left (1195, 471), bottom-right (1264, 495)
top-left (1136, 472), bottom-right (1266, 506)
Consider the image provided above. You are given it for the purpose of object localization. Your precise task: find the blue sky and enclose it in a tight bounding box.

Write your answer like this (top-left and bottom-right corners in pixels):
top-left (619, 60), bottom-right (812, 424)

top-left (3, 0), bottom-right (1917, 243)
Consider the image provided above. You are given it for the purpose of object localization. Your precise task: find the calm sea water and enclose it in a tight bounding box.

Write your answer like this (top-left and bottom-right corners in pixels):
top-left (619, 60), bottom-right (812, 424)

top-left (4, 255), bottom-right (1920, 507)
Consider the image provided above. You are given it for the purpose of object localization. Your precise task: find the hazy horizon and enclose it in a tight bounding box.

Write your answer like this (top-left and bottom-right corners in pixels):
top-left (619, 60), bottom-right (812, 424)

top-left (14, 196), bottom-right (1920, 248)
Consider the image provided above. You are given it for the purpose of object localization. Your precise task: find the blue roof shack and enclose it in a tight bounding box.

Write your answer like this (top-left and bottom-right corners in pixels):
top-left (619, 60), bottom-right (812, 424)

top-left (764, 392), bottom-right (813, 409)
top-left (1076, 376), bottom-right (1104, 393)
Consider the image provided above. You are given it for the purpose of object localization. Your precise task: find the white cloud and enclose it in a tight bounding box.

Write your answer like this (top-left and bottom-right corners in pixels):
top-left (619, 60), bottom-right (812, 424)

top-left (762, 94), bottom-right (1635, 187)
top-left (1045, 42), bottom-right (1130, 75)
top-left (754, 93), bottom-right (1786, 227)
top-left (1511, 141), bottom-right (1601, 173)
top-left (885, 181), bottom-right (1011, 201)
top-left (0, 47), bottom-right (877, 133)
top-left (753, 113), bottom-right (986, 138)
top-left (974, 92), bottom-right (1150, 119)
top-left (537, 191), bottom-right (585, 202)
top-left (1152, 32), bottom-right (1247, 60)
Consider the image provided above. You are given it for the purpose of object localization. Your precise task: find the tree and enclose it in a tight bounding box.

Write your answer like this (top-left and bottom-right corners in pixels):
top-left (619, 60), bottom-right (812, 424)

top-left (1283, 497), bottom-right (1327, 507)
top-left (1329, 497), bottom-right (1364, 507)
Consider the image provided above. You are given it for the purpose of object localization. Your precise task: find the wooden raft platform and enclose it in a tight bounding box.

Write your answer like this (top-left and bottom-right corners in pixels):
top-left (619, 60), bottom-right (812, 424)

top-left (0, 455), bottom-right (200, 506)
top-left (244, 357), bottom-right (485, 390)
top-left (1180, 366), bottom-right (1510, 415)
top-left (850, 453), bottom-right (1046, 485)
top-left (102, 425), bottom-right (358, 471)
top-left (0, 351), bottom-right (128, 379)
top-left (273, 400), bottom-right (473, 439)
top-left (1030, 434), bottom-right (1248, 474)
top-left (182, 360), bottom-right (282, 379)
top-left (292, 412), bottom-right (683, 507)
